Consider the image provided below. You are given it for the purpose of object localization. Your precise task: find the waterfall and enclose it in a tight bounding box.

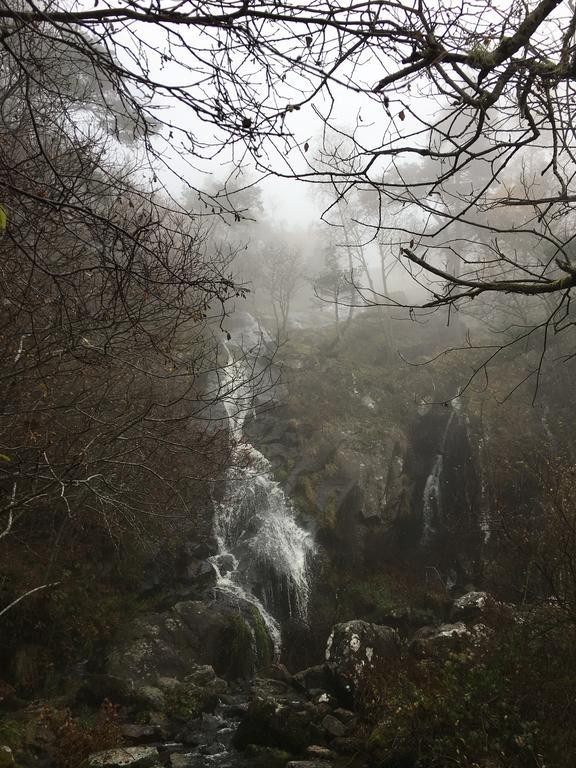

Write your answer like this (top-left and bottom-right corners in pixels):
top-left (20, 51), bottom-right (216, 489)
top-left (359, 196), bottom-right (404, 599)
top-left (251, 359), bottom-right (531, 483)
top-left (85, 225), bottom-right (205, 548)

top-left (477, 435), bottom-right (491, 544)
top-left (209, 336), bottom-right (315, 657)
top-left (421, 410), bottom-right (456, 546)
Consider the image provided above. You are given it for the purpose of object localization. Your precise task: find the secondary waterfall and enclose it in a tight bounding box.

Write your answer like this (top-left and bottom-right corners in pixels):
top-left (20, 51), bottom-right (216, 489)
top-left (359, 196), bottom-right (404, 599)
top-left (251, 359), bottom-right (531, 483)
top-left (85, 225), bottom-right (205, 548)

top-left (209, 329), bottom-right (315, 657)
top-left (421, 410), bottom-right (456, 546)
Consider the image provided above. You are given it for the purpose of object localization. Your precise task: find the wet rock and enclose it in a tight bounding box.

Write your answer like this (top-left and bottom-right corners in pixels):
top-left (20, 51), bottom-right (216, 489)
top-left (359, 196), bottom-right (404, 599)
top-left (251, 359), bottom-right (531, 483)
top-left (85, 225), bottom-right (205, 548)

top-left (286, 762), bottom-right (333, 768)
top-left (233, 698), bottom-right (323, 753)
top-left (168, 756), bottom-right (194, 768)
top-left (321, 715), bottom-right (346, 738)
top-left (332, 708), bottom-right (355, 724)
top-left (305, 745), bottom-right (336, 760)
top-left (244, 745), bottom-right (294, 768)
top-left (292, 665), bottom-right (336, 697)
top-left (267, 663), bottom-right (293, 685)
top-left (325, 620), bottom-right (400, 697)
top-left (174, 708), bottom-right (222, 743)
top-left (250, 677), bottom-right (306, 706)
top-left (184, 665), bottom-right (216, 687)
top-left (451, 591), bottom-right (512, 627)
top-left (86, 746), bottom-right (159, 768)
top-left (106, 601), bottom-right (258, 686)
top-left (121, 724), bottom-right (164, 744)
top-left (134, 686), bottom-right (167, 711)
top-left (211, 553), bottom-right (235, 575)
top-left (200, 741), bottom-right (226, 755)
top-left (185, 541), bottom-right (215, 560)
top-left (185, 560), bottom-right (217, 589)
top-left (410, 622), bottom-right (480, 658)
top-left (331, 736), bottom-right (364, 754)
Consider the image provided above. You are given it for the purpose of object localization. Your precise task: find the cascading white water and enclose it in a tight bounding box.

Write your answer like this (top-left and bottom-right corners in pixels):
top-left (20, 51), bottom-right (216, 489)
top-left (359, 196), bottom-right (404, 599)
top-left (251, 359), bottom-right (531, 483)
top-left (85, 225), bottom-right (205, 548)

top-left (209, 338), bottom-right (315, 657)
top-left (421, 410), bottom-right (456, 546)
top-left (477, 434), bottom-right (491, 544)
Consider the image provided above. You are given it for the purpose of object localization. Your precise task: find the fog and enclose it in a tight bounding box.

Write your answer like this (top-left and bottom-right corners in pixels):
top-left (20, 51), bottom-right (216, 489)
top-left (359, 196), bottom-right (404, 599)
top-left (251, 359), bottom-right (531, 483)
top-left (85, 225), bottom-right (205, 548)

top-left (3, 3), bottom-right (576, 767)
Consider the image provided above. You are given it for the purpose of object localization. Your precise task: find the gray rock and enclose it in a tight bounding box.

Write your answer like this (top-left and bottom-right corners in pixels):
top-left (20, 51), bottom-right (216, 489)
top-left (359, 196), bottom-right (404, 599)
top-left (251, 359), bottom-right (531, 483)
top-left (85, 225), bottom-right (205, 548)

top-left (267, 662), bottom-right (293, 685)
top-left (451, 591), bottom-right (511, 626)
top-left (331, 737), bottom-right (364, 754)
top-left (324, 620), bottom-right (400, 693)
top-left (86, 747), bottom-right (159, 768)
top-left (306, 745), bottom-right (336, 760)
top-left (293, 665), bottom-right (335, 697)
top-left (250, 676), bottom-right (303, 704)
top-left (121, 724), bottom-right (164, 744)
top-left (332, 708), bottom-right (355, 723)
top-left (200, 741), bottom-right (226, 755)
top-left (106, 600), bottom-right (255, 685)
top-left (321, 715), bottom-right (346, 738)
top-left (410, 622), bottom-right (478, 658)
top-left (134, 685), bottom-right (166, 711)
top-left (184, 665), bottom-right (217, 687)
top-left (186, 560), bottom-right (217, 588)
top-left (175, 712), bottom-right (224, 745)
top-left (169, 757), bottom-right (195, 768)
top-left (286, 762), bottom-right (333, 768)
top-left (211, 553), bottom-right (235, 575)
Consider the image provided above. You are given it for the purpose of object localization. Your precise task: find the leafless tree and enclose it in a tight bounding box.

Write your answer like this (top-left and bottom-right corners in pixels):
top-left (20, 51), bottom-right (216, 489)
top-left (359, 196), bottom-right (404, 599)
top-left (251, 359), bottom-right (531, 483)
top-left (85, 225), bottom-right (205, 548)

top-left (3, 0), bottom-right (576, 580)
top-left (0, 3), bottom-right (280, 620)
top-left (2, 1), bottom-right (576, 297)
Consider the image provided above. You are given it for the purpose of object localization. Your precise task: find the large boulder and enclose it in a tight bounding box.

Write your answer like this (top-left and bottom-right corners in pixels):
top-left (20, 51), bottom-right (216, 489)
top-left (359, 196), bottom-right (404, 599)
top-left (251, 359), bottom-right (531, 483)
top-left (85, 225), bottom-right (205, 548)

top-left (324, 620), bottom-right (400, 698)
top-left (106, 601), bottom-right (260, 687)
top-left (233, 698), bottom-right (324, 753)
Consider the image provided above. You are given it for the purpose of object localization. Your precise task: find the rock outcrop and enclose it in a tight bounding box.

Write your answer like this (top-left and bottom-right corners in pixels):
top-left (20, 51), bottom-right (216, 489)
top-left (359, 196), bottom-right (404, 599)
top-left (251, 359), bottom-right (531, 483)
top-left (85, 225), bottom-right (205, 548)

top-left (325, 620), bottom-right (400, 696)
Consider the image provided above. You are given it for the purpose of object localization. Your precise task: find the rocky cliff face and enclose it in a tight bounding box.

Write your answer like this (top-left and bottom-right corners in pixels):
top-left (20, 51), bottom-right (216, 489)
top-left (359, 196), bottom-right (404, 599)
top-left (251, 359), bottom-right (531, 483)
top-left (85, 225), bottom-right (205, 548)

top-left (243, 310), bottom-right (576, 666)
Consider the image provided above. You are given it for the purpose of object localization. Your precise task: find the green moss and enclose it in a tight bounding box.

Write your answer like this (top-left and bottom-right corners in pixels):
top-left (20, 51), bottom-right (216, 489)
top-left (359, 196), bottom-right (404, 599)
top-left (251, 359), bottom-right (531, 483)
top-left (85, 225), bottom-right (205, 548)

top-left (214, 614), bottom-right (254, 679)
top-left (251, 607), bottom-right (273, 670)
top-left (245, 745), bottom-right (293, 767)
top-left (164, 683), bottom-right (217, 721)
top-left (274, 468), bottom-right (289, 484)
top-left (323, 492), bottom-right (337, 529)
top-left (468, 43), bottom-right (496, 68)
top-left (0, 717), bottom-right (29, 752)
top-left (302, 476), bottom-right (317, 511)
top-left (335, 574), bottom-right (396, 624)
top-left (164, 685), bottom-right (201, 720)
top-left (233, 699), bottom-right (321, 752)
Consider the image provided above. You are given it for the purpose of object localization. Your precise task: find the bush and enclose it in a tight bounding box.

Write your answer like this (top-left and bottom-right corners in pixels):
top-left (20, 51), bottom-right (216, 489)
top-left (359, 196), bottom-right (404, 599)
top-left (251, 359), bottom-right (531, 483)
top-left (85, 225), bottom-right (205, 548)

top-left (364, 613), bottom-right (576, 768)
top-left (39, 699), bottom-right (121, 768)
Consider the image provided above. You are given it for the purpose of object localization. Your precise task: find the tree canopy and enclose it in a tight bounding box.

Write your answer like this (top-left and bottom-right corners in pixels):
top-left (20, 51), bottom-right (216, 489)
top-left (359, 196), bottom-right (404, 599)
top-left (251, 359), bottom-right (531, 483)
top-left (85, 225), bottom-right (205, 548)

top-left (2, 0), bottom-right (576, 309)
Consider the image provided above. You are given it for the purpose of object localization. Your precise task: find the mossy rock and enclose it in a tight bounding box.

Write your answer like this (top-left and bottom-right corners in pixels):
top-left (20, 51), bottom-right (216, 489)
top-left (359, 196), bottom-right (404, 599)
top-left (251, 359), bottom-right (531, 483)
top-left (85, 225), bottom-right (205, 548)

top-left (164, 682), bottom-right (218, 722)
top-left (0, 716), bottom-right (32, 753)
top-left (250, 608), bottom-right (273, 671)
top-left (245, 745), bottom-right (293, 768)
top-left (233, 699), bottom-right (323, 753)
top-left (213, 614), bottom-right (255, 679)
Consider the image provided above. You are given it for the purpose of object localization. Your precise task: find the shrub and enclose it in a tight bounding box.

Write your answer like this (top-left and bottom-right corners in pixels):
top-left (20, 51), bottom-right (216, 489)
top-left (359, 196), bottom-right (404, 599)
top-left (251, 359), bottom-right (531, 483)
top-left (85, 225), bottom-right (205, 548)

top-left (363, 614), bottom-right (576, 768)
top-left (39, 699), bottom-right (121, 768)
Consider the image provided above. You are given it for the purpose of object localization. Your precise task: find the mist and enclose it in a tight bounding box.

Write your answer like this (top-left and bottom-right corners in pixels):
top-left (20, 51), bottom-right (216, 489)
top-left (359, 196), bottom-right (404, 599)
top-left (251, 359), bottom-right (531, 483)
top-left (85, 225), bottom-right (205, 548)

top-left (2, 3), bottom-right (576, 768)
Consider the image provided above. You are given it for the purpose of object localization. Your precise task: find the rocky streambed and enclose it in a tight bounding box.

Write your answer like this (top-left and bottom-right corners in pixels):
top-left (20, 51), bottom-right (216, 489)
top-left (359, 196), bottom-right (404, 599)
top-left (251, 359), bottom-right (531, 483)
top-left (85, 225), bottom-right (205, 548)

top-left (3, 591), bottom-right (505, 768)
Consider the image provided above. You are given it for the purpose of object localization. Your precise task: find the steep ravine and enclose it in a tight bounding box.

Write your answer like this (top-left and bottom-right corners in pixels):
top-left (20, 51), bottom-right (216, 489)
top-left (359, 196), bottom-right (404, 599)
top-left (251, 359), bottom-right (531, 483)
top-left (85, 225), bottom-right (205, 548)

top-left (4, 313), bottom-right (576, 768)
